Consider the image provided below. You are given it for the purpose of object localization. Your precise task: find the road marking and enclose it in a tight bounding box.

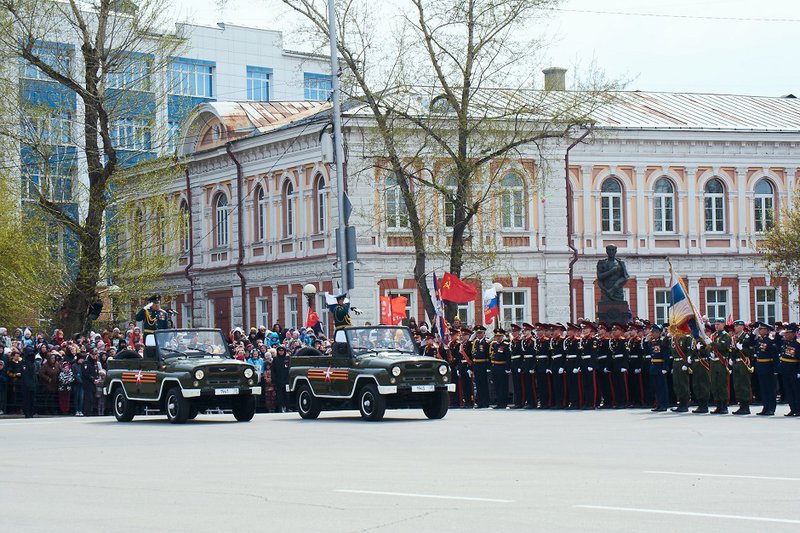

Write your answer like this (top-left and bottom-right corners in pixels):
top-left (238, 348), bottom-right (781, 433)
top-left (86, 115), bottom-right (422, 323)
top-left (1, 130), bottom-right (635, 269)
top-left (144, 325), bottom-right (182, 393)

top-left (575, 505), bottom-right (800, 525)
top-left (645, 470), bottom-right (800, 482)
top-left (335, 489), bottom-right (514, 503)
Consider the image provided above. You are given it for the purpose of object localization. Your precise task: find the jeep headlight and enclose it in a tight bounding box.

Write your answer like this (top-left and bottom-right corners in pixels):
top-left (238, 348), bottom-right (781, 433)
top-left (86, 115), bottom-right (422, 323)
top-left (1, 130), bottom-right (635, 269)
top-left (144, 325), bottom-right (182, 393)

top-left (391, 366), bottom-right (401, 377)
top-left (438, 364), bottom-right (448, 376)
top-left (244, 368), bottom-right (254, 379)
top-left (194, 369), bottom-right (205, 380)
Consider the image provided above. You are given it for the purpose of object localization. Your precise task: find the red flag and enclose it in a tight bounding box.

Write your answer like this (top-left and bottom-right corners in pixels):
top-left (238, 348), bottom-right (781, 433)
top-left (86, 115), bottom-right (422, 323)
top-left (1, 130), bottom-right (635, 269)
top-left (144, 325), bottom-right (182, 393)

top-left (306, 309), bottom-right (320, 328)
top-left (391, 296), bottom-right (407, 325)
top-left (379, 296), bottom-right (392, 325)
top-left (439, 272), bottom-right (477, 303)
top-left (726, 313), bottom-right (734, 326)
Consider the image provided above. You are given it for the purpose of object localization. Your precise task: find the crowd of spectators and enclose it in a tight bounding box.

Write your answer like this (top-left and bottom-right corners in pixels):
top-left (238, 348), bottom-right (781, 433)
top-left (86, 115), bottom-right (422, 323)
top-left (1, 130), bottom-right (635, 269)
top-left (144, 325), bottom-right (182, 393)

top-left (0, 321), bottom-right (331, 417)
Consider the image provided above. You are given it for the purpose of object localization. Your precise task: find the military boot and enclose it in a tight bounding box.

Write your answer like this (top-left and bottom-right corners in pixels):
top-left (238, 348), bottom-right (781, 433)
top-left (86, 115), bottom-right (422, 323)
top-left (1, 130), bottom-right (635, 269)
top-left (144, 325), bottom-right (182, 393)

top-left (732, 403), bottom-right (750, 415)
top-left (711, 402), bottom-right (729, 414)
top-left (671, 401), bottom-right (688, 413)
top-left (692, 401), bottom-right (709, 414)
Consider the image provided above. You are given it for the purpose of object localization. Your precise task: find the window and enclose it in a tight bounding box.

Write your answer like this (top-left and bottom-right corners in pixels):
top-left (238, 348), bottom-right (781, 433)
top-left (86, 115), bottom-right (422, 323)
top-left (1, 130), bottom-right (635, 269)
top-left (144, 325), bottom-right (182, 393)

top-left (282, 181), bottom-right (296, 237)
top-left (705, 288), bottom-right (729, 322)
top-left (181, 303), bottom-right (192, 328)
top-left (704, 178), bottom-right (726, 233)
top-left (286, 295), bottom-right (298, 328)
top-left (654, 288), bottom-right (672, 325)
top-left (22, 168), bottom-right (74, 203)
top-left (500, 172), bottom-right (525, 229)
top-left (442, 175), bottom-right (457, 229)
top-left (246, 66), bottom-right (271, 101)
top-left (755, 288), bottom-right (778, 325)
top-left (256, 297), bottom-right (269, 329)
top-left (110, 118), bottom-right (152, 151)
top-left (168, 59), bottom-right (214, 97)
top-left (500, 290), bottom-right (527, 325)
top-left (22, 112), bottom-right (73, 146)
top-left (304, 73), bottom-right (332, 100)
top-left (600, 178), bottom-right (623, 233)
top-left (385, 173), bottom-right (409, 229)
top-left (754, 179), bottom-right (775, 233)
top-left (166, 121), bottom-right (181, 153)
top-left (20, 42), bottom-right (72, 80)
top-left (254, 185), bottom-right (266, 242)
top-left (214, 193), bottom-right (229, 247)
top-left (314, 175), bottom-right (327, 233)
top-left (106, 54), bottom-right (152, 91)
top-left (455, 302), bottom-right (475, 325)
top-left (653, 178), bottom-right (675, 233)
top-left (179, 200), bottom-right (190, 253)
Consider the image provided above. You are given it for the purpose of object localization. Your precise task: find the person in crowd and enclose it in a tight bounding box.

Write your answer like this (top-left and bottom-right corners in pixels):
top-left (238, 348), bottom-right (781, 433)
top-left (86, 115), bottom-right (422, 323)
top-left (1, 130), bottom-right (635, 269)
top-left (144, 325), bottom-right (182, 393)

top-left (20, 346), bottom-right (38, 418)
top-left (271, 345), bottom-right (289, 413)
top-left (57, 360), bottom-right (73, 415)
top-left (82, 351), bottom-right (99, 416)
top-left (0, 358), bottom-right (7, 415)
top-left (39, 353), bottom-right (60, 415)
top-left (72, 353), bottom-right (85, 416)
top-left (96, 369), bottom-right (107, 416)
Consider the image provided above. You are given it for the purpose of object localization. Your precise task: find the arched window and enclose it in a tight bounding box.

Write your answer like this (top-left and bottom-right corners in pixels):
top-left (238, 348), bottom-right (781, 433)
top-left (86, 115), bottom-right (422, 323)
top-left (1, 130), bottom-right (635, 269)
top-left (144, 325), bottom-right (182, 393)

top-left (653, 178), bottom-right (675, 233)
top-left (385, 173), bottom-right (409, 229)
top-left (600, 178), bottom-right (623, 233)
top-left (214, 193), bottom-right (229, 247)
top-left (500, 172), bottom-right (525, 229)
top-left (314, 175), bottom-right (327, 233)
top-left (703, 178), bottom-right (725, 233)
top-left (254, 185), bottom-right (266, 242)
top-left (282, 180), bottom-right (296, 237)
top-left (443, 175), bottom-right (456, 229)
top-left (754, 179), bottom-right (775, 233)
top-left (179, 200), bottom-right (190, 252)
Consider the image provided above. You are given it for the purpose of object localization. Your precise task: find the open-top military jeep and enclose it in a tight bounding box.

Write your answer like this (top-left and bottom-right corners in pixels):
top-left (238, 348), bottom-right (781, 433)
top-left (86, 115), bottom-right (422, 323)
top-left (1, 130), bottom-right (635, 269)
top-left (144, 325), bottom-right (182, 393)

top-left (104, 328), bottom-right (260, 424)
top-left (288, 325), bottom-right (455, 421)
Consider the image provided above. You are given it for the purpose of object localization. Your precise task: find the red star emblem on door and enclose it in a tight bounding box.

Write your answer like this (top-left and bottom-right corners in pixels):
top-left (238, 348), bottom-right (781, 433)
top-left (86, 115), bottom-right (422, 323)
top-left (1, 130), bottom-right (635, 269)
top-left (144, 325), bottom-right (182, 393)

top-left (135, 370), bottom-right (143, 385)
top-left (323, 366), bottom-right (333, 383)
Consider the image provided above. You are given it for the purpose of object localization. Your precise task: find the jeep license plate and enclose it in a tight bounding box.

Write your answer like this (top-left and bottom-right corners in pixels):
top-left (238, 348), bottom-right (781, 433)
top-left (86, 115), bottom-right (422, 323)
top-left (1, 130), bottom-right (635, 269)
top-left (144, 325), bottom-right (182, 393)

top-left (411, 384), bottom-right (435, 393)
top-left (215, 388), bottom-right (239, 395)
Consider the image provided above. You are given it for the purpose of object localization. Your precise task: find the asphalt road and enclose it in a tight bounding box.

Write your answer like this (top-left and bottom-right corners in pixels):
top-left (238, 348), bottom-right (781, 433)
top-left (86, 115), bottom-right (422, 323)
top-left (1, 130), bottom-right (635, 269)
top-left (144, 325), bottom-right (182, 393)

top-left (3, 405), bottom-right (800, 533)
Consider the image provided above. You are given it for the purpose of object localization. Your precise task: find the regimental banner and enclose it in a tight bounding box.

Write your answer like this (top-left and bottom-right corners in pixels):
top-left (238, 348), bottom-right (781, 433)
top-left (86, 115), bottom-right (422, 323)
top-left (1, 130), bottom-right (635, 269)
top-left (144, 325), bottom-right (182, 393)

top-left (308, 367), bottom-right (349, 383)
top-left (121, 371), bottom-right (157, 385)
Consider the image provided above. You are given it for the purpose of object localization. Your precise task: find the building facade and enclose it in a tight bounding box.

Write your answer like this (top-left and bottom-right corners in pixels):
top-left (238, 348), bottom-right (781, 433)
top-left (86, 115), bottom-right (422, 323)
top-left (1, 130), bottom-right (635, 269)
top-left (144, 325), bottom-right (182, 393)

top-left (162, 91), bottom-right (800, 334)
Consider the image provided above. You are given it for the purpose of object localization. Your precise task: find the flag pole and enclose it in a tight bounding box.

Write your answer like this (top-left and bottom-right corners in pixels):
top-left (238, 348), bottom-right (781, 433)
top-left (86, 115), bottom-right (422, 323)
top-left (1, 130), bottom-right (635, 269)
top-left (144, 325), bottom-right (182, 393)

top-left (668, 258), bottom-right (708, 341)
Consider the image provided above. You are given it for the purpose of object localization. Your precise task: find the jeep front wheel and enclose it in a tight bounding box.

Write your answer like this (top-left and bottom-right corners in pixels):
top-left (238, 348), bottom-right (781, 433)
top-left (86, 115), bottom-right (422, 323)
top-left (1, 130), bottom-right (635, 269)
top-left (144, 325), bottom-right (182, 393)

top-left (422, 389), bottom-right (449, 419)
top-left (232, 396), bottom-right (256, 422)
top-left (164, 387), bottom-right (190, 424)
top-left (113, 388), bottom-right (135, 422)
top-left (358, 383), bottom-right (386, 421)
top-left (296, 384), bottom-right (321, 419)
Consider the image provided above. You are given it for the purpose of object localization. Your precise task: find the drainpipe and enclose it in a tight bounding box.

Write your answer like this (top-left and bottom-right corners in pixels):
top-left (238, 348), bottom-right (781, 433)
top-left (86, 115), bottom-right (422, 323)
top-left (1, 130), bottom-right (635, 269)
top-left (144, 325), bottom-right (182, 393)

top-left (226, 143), bottom-right (248, 329)
top-left (566, 127), bottom-right (593, 322)
top-left (183, 166), bottom-right (195, 326)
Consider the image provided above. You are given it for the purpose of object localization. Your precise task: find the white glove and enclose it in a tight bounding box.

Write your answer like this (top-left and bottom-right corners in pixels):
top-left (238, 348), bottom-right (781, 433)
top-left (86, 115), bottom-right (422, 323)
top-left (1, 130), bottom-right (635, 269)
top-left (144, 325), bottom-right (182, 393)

top-left (144, 302), bottom-right (153, 310)
top-left (603, 368), bottom-right (609, 374)
top-left (634, 368), bottom-right (641, 374)
top-left (546, 369), bottom-right (552, 374)
top-left (505, 369), bottom-right (511, 375)
top-left (736, 343), bottom-right (743, 350)
top-left (467, 370), bottom-right (473, 378)
top-left (572, 368), bottom-right (579, 374)
top-left (729, 359), bottom-right (734, 367)
top-left (687, 356), bottom-right (693, 365)
top-left (558, 368), bottom-right (565, 374)
top-left (681, 365), bottom-right (688, 372)
top-left (587, 367), bottom-right (593, 372)
top-left (661, 369), bottom-right (668, 375)
top-left (694, 341), bottom-right (701, 350)
top-left (529, 369), bottom-right (534, 374)
top-left (486, 369), bottom-right (491, 374)
top-left (621, 368), bottom-right (627, 373)
top-left (797, 373), bottom-right (800, 380)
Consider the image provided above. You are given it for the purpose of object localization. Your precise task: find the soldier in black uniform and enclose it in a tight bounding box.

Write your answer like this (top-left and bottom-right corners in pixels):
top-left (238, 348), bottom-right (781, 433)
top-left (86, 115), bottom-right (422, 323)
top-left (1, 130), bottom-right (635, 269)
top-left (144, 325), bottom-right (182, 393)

top-left (753, 322), bottom-right (779, 416)
top-left (550, 324), bottom-right (567, 409)
top-left (521, 323), bottom-right (537, 409)
top-left (564, 323), bottom-right (582, 409)
top-left (534, 324), bottom-right (552, 408)
top-left (609, 324), bottom-right (630, 408)
top-left (458, 327), bottom-right (474, 408)
top-left (579, 321), bottom-right (598, 409)
top-left (470, 326), bottom-right (491, 408)
top-left (446, 328), bottom-right (462, 407)
top-left (595, 323), bottom-right (614, 408)
top-left (778, 324), bottom-right (800, 416)
top-left (509, 324), bottom-right (525, 408)
top-left (627, 324), bottom-right (645, 407)
top-left (490, 328), bottom-right (510, 409)
top-left (647, 324), bottom-right (671, 412)
top-left (135, 295), bottom-right (170, 340)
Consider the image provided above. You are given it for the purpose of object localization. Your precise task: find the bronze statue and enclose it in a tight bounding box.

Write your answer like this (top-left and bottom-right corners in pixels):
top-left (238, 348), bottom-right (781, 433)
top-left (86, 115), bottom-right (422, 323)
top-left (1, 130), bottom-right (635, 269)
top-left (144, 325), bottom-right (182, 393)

top-left (596, 244), bottom-right (629, 302)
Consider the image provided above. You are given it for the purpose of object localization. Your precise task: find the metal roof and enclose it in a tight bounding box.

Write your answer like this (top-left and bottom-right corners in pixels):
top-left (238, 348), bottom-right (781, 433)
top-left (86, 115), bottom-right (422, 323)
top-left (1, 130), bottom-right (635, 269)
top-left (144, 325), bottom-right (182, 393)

top-left (209, 101), bottom-right (331, 136)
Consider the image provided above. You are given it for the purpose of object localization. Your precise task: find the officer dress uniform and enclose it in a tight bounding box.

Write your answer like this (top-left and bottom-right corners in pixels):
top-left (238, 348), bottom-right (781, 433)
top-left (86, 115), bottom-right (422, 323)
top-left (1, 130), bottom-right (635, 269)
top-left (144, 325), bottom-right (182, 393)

top-left (458, 329), bottom-right (475, 408)
top-left (691, 340), bottom-right (712, 413)
top-left (521, 325), bottom-right (537, 409)
top-left (596, 331), bottom-right (614, 408)
top-left (778, 327), bottom-right (800, 416)
top-left (509, 325), bottom-right (525, 408)
top-left (135, 295), bottom-right (170, 340)
top-left (648, 328), bottom-right (670, 411)
top-left (709, 325), bottom-right (732, 414)
top-left (549, 330), bottom-right (567, 409)
top-left (534, 329), bottom-right (552, 408)
top-left (328, 295), bottom-right (352, 331)
top-left (490, 331), bottom-right (510, 409)
top-left (579, 323), bottom-right (598, 409)
top-left (731, 323), bottom-right (754, 415)
top-left (447, 332), bottom-right (463, 407)
top-left (754, 325), bottom-right (780, 415)
top-left (565, 329), bottom-right (582, 409)
top-left (670, 335), bottom-right (693, 412)
top-left (470, 327), bottom-right (491, 408)
top-left (609, 328), bottom-right (630, 408)
top-left (627, 333), bottom-right (645, 407)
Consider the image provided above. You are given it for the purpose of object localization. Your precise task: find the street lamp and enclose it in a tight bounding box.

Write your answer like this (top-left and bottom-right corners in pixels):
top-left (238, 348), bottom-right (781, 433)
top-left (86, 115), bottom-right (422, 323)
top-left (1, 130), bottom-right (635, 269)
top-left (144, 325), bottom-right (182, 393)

top-left (303, 283), bottom-right (318, 309)
top-left (492, 282), bottom-right (504, 327)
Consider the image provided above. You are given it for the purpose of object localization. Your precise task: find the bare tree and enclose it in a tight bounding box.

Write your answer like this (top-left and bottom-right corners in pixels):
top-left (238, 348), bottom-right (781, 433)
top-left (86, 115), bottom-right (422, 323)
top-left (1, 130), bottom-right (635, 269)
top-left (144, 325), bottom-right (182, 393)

top-left (279, 0), bottom-right (617, 323)
top-left (0, 0), bottom-right (185, 333)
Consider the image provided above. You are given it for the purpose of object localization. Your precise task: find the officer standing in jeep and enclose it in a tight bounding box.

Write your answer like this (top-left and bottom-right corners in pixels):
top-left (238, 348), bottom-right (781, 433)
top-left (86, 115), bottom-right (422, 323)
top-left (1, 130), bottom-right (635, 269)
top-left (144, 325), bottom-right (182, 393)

top-left (135, 295), bottom-right (170, 340)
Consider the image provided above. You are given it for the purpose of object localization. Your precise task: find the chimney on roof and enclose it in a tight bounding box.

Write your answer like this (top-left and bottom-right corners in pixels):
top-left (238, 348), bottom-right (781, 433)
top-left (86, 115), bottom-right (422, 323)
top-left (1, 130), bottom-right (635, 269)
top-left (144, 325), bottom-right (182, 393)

top-left (543, 67), bottom-right (567, 91)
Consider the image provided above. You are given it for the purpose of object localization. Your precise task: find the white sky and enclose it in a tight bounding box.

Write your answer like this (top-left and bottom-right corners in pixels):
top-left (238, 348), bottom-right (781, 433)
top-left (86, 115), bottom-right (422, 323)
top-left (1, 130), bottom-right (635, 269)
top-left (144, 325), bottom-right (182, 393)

top-left (169, 0), bottom-right (800, 96)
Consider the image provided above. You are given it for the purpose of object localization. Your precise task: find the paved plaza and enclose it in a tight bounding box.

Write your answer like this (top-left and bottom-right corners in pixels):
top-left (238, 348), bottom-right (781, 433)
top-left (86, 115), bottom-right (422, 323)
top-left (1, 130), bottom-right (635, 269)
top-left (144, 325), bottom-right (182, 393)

top-left (3, 406), bottom-right (800, 532)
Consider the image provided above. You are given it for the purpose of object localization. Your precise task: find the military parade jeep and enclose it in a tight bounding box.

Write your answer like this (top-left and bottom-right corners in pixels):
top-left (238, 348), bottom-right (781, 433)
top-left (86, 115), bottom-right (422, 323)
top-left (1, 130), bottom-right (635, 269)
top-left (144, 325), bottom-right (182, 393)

top-left (104, 328), bottom-right (260, 424)
top-left (288, 325), bottom-right (455, 421)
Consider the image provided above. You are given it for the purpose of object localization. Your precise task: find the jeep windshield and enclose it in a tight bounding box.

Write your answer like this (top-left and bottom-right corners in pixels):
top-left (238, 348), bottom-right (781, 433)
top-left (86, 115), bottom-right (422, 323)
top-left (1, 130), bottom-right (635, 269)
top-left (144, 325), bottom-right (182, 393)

top-left (346, 327), bottom-right (417, 355)
top-left (154, 330), bottom-right (231, 358)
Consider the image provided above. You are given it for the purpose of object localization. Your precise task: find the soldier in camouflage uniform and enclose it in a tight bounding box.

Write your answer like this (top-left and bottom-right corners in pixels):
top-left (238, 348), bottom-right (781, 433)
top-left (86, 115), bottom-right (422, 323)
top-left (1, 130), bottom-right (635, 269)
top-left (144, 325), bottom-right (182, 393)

top-left (691, 329), bottom-right (712, 413)
top-left (708, 318), bottom-right (732, 414)
top-left (670, 333), bottom-right (693, 412)
top-left (731, 320), bottom-right (754, 415)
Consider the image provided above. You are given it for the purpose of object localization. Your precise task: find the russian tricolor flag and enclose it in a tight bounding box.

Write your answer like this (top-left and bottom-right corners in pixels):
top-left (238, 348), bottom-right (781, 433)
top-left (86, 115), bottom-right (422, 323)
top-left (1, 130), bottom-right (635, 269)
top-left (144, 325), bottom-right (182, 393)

top-left (484, 286), bottom-right (499, 324)
top-left (668, 264), bottom-right (710, 342)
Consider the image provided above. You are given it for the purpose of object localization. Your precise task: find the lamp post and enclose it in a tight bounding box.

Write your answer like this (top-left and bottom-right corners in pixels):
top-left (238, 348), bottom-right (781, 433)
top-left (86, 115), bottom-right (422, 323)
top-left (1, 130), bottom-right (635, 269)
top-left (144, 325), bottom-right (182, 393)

top-left (492, 282), bottom-right (504, 328)
top-left (107, 284), bottom-right (122, 325)
top-left (303, 284), bottom-right (317, 309)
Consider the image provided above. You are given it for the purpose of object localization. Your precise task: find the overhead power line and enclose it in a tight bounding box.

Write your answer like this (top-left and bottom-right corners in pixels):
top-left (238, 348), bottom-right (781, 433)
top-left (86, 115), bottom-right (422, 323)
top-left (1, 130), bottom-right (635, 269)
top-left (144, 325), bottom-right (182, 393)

top-left (545, 7), bottom-right (800, 23)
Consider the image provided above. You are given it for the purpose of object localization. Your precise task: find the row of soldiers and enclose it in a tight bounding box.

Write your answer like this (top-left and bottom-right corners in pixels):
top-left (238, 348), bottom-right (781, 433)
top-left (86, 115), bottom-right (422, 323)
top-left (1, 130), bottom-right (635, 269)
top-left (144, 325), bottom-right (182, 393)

top-left (414, 318), bottom-right (800, 416)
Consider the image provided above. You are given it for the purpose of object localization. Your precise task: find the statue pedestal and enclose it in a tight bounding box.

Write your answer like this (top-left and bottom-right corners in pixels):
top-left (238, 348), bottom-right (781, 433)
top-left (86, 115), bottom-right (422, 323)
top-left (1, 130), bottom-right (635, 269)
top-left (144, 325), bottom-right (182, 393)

top-left (596, 301), bottom-right (632, 324)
